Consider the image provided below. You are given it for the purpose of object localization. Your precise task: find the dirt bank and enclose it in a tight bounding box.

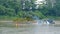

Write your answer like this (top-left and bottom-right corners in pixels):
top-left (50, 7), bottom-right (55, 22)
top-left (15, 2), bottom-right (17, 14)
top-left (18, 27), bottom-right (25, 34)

top-left (0, 20), bottom-right (60, 25)
top-left (55, 20), bottom-right (60, 25)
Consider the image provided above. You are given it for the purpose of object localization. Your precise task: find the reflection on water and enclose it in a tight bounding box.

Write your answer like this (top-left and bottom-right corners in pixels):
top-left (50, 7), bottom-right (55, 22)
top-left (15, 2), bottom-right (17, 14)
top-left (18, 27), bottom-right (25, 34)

top-left (1, 24), bottom-right (60, 34)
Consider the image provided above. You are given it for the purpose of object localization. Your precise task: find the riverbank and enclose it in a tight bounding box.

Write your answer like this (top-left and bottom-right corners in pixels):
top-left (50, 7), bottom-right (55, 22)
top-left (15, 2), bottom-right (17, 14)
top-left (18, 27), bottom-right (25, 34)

top-left (55, 20), bottom-right (60, 25)
top-left (0, 20), bottom-right (60, 25)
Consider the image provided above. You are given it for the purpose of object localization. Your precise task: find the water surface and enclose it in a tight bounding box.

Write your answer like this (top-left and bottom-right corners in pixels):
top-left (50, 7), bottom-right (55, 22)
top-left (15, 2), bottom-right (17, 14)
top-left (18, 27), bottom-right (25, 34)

top-left (1, 23), bottom-right (60, 34)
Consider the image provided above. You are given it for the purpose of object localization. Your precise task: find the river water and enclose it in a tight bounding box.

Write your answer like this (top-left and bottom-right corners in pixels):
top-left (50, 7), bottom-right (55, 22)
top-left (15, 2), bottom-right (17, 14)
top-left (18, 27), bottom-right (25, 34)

top-left (1, 23), bottom-right (60, 34)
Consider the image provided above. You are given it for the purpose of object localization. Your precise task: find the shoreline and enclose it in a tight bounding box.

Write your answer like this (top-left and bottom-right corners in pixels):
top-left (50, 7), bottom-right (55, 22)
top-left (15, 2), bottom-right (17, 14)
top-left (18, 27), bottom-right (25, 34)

top-left (0, 20), bottom-right (60, 25)
top-left (55, 20), bottom-right (60, 25)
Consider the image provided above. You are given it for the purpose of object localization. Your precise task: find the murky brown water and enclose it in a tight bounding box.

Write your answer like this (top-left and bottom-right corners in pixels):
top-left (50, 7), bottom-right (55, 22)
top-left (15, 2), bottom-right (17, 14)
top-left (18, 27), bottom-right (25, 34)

top-left (1, 23), bottom-right (60, 34)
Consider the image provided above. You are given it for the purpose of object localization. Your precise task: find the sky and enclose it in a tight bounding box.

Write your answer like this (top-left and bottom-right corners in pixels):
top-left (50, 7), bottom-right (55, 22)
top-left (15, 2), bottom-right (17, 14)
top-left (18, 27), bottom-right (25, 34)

top-left (37, 0), bottom-right (43, 1)
top-left (35, 0), bottom-right (45, 9)
top-left (35, 0), bottom-right (44, 4)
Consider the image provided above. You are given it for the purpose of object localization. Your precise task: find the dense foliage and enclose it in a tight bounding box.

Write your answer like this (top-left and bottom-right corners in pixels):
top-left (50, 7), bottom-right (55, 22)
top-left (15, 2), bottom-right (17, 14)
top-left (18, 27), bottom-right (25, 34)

top-left (0, 0), bottom-right (60, 20)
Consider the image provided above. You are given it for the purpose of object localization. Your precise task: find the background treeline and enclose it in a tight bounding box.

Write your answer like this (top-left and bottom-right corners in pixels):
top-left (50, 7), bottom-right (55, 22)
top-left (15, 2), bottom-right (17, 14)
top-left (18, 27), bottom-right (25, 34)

top-left (0, 0), bottom-right (60, 20)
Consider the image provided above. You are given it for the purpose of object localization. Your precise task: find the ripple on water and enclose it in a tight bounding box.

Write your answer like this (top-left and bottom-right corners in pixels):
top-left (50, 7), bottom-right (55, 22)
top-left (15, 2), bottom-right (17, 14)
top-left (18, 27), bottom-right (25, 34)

top-left (1, 24), bottom-right (60, 34)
